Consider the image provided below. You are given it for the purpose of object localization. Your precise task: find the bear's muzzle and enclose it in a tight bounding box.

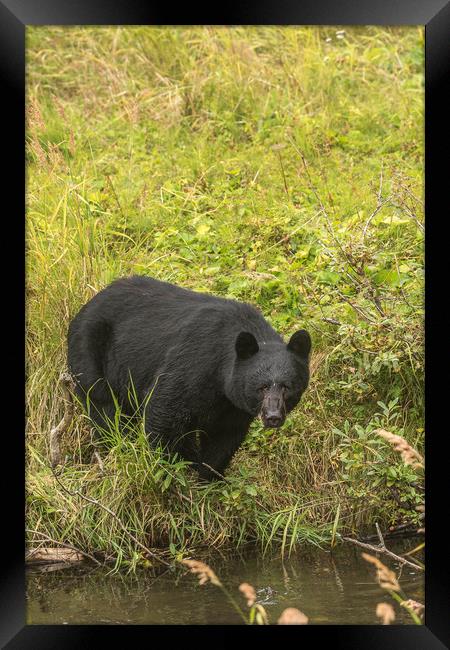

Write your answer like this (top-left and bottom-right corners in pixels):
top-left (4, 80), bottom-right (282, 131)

top-left (260, 385), bottom-right (286, 428)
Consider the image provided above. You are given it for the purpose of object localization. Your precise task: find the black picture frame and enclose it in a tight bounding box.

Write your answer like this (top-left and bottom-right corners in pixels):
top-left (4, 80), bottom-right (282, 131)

top-left (2, 0), bottom-right (449, 647)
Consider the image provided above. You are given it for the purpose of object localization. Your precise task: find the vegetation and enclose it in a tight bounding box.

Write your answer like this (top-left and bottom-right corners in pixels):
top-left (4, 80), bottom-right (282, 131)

top-left (26, 26), bottom-right (424, 566)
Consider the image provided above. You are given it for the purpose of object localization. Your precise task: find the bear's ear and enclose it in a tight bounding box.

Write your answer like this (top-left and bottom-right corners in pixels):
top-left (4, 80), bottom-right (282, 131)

top-left (287, 329), bottom-right (312, 358)
top-left (235, 331), bottom-right (259, 359)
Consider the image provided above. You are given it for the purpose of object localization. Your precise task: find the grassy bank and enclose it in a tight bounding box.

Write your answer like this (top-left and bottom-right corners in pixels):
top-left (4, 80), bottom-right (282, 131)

top-left (26, 26), bottom-right (424, 567)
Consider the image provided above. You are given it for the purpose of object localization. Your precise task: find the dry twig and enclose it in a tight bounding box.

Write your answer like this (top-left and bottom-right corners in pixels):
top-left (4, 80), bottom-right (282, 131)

top-left (342, 534), bottom-right (423, 571)
top-left (49, 371), bottom-right (76, 467)
top-left (50, 466), bottom-right (171, 567)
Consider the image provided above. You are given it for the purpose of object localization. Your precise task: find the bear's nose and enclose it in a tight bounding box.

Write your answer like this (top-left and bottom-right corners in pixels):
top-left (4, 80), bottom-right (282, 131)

top-left (264, 414), bottom-right (283, 428)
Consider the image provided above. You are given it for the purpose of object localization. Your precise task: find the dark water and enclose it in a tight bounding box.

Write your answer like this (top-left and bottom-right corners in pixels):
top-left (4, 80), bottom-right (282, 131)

top-left (27, 542), bottom-right (424, 625)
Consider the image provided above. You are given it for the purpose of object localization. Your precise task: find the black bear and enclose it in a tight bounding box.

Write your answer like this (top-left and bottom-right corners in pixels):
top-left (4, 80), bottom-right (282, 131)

top-left (68, 276), bottom-right (311, 481)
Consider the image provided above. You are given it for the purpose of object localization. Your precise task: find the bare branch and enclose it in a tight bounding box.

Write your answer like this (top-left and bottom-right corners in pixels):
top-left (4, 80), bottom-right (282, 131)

top-left (362, 196), bottom-right (392, 241)
top-left (50, 466), bottom-right (172, 568)
top-left (201, 462), bottom-right (230, 483)
top-left (49, 371), bottom-right (76, 467)
top-left (342, 536), bottom-right (423, 571)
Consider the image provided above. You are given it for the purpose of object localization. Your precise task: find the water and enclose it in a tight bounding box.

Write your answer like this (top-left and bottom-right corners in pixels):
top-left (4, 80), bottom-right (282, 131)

top-left (27, 542), bottom-right (424, 625)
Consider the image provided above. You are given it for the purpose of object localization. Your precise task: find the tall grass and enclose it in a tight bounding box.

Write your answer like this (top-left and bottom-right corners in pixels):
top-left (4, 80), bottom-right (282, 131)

top-left (26, 26), bottom-right (424, 565)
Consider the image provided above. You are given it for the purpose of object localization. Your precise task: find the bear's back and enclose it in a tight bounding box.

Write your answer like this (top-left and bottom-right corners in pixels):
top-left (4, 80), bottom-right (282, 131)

top-left (92, 275), bottom-right (273, 335)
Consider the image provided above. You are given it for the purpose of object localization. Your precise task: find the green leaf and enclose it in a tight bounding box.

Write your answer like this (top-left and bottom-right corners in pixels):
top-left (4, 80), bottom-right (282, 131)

top-left (316, 270), bottom-right (341, 286)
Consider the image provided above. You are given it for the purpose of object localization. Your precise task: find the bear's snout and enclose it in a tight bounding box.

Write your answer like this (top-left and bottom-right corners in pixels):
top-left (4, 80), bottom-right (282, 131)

top-left (261, 387), bottom-right (286, 428)
top-left (262, 414), bottom-right (285, 428)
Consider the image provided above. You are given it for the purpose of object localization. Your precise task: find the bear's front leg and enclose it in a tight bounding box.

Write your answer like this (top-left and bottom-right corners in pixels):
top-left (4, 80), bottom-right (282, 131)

top-left (198, 415), bottom-right (251, 481)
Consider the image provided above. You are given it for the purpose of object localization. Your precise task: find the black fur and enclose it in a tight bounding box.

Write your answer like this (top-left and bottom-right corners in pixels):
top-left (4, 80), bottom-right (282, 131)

top-left (68, 276), bottom-right (311, 481)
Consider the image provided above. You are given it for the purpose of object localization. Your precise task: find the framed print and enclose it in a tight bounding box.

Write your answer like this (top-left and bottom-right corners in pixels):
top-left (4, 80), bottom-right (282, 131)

top-left (2, 0), bottom-right (449, 647)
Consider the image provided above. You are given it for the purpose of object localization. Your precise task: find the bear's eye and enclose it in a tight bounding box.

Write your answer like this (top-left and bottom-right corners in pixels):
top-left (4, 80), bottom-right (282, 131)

top-left (260, 384), bottom-right (269, 392)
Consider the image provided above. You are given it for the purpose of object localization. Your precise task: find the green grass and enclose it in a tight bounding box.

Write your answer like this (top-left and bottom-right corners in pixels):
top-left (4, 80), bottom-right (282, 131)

top-left (26, 26), bottom-right (424, 567)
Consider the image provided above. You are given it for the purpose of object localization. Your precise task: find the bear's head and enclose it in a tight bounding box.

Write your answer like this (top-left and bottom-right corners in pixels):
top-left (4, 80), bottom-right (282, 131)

top-left (227, 329), bottom-right (312, 428)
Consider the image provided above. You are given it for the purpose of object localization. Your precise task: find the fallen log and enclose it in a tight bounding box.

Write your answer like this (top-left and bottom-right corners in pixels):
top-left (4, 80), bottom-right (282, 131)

top-left (26, 547), bottom-right (84, 564)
